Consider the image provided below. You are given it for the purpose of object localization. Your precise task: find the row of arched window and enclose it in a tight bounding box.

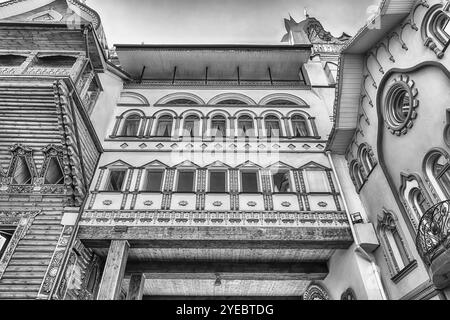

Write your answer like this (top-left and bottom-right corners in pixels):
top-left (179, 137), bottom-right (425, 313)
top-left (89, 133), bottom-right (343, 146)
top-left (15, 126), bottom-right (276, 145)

top-left (112, 110), bottom-right (318, 139)
top-left (349, 143), bottom-right (377, 191)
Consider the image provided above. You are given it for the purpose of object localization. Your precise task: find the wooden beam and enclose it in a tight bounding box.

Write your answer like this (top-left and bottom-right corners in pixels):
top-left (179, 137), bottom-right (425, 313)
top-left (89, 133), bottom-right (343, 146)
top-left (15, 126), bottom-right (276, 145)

top-left (125, 261), bottom-right (328, 281)
top-left (78, 226), bottom-right (353, 250)
top-left (97, 240), bottom-right (129, 300)
top-left (126, 273), bottom-right (145, 300)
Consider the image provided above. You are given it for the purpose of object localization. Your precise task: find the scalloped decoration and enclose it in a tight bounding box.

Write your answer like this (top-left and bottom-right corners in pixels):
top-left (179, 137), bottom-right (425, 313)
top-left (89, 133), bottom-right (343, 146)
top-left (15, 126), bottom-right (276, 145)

top-left (247, 201), bottom-right (257, 207)
top-left (143, 200), bottom-right (154, 207)
top-left (281, 201), bottom-right (292, 207)
top-left (103, 200), bottom-right (112, 206)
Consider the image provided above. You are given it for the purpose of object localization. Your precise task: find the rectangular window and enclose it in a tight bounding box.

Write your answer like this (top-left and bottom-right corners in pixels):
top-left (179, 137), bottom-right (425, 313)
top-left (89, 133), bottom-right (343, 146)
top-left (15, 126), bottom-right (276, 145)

top-left (272, 172), bottom-right (291, 193)
top-left (209, 171), bottom-right (227, 193)
top-left (304, 170), bottom-right (331, 193)
top-left (142, 170), bottom-right (164, 192)
top-left (241, 171), bottom-right (259, 193)
top-left (105, 169), bottom-right (127, 191)
top-left (177, 171), bottom-right (195, 192)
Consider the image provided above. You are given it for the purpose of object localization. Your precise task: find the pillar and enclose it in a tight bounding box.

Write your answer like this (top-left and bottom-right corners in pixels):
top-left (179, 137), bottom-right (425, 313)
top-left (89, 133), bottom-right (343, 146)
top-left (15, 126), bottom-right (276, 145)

top-left (126, 273), bottom-right (145, 300)
top-left (97, 240), bottom-right (129, 300)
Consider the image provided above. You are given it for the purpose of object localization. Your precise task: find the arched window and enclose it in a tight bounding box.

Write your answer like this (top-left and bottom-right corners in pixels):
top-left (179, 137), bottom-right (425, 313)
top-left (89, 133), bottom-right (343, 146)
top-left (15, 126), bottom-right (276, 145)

top-left (211, 115), bottom-right (227, 138)
top-left (264, 115), bottom-right (281, 138)
top-left (350, 161), bottom-right (365, 191)
top-left (155, 115), bottom-right (173, 137)
top-left (399, 174), bottom-right (433, 233)
top-left (409, 188), bottom-right (431, 218)
top-left (217, 99), bottom-right (247, 105)
top-left (377, 210), bottom-right (414, 280)
top-left (424, 149), bottom-right (450, 199)
top-left (164, 99), bottom-right (198, 105)
top-left (237, 115), bottom-right (255, 137)
top-left (266, 99), bottom-right (297, 106)
top-left (291, 115), bottom-right (309, 137)
top-left (11, 156), bottom-right (32, 185)
top-left (183, 115), bottom-right (200, 137)
top-left (358, 144), bottom-right (377, 177)
top-left (120, 114), bottom-right (141, 136)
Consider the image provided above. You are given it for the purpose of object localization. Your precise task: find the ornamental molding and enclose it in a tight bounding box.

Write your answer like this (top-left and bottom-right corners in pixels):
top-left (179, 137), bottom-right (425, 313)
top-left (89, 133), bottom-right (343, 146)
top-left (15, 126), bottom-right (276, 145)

top-left (80, 210), bottom-right (350, 228)
top-left (0, 211), bottom-right (40, 279)
top-left (383, 74), bottom-right (419, 136)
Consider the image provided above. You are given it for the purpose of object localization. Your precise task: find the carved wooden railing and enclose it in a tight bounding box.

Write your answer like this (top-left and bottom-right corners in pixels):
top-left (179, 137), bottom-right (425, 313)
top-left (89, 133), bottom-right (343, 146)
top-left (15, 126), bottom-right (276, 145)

top-left (416, 199), bottom-right (450, 265)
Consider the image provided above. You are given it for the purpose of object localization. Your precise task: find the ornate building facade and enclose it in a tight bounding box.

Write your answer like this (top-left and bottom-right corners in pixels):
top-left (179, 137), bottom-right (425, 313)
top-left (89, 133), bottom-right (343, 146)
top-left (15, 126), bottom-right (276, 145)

top-left (0, 0), bottom-right (448, 300)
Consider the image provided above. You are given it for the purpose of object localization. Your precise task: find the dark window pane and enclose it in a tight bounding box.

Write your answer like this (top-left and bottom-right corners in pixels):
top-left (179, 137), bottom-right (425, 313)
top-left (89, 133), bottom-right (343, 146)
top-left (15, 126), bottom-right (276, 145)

top-left (177, 171), bottom-right (195, 192)
top-left (183, 116), bottom-right (200, 137)
top-left (238, 116), bottom-right (254, 137)
top-left (242, 172), bottom-right (258, 193)
top-left (121, 115), bottom-right (141, 136)
top-left (105, 170), bottom-right (126, 191)
top-left (265, 116), bottom-right (281, 137)
top-left (273, 172), bottom-right (291, 192)
top-left (143, 170), bottom-right (164, 192)
top-left (156, 116), bottom-right (173, 137)
top-left (44, 157), bottom-right (64, 185)
top-left (211, 116), bottom-right (226, 137)
top-left (217, 99), bottom-right (247, 105)
top-left (210, 171), bottom-right (226, 192)
top-left (12, 156), bottom-right (32, 185)
top-left (292, 116), bottom-right (309, 137)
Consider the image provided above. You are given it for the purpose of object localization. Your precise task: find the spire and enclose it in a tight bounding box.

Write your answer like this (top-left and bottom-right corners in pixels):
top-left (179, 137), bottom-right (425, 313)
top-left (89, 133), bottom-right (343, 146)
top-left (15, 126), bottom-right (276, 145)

top-left (304, 7), bottom-right (310, 18)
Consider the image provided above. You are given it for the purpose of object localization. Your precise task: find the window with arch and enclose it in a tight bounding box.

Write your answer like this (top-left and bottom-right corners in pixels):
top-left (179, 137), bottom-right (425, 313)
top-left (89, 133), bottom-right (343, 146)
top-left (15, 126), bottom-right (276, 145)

top-left (377, 210), bottom-right (415, 281)
top-left (120, 114), bottom-right (142, 137)
top-left (350, 161), bottom-right (365, 191)
top-left (291, 115), bottom-right (309, 137)
top-left (424, 149), bottom-right (450, 199)
top-left (264, 115), bottom-right (282, 138)
top-left (164, 99), bottom-right (198, 105)
top-left (217, 99), bottom-right (247, 105)
top-left (409, 188), bottom-right (431, 218)
top-left (358, 144), bottom-right (377, 177)
top-left (11, 156), bottom-right (32, 185)
top-left (44, 157), bottom-right (64, 185)
top-left (399, 174), bottom-right (433, 233)
top-left (266, 99), bottom-right (298, 106)
top-left (183, 115), bottom-right (201, 137)
top-left (155, 115), bottom-right (173, 137)
top-left (237, 115), bottom-right (255, 137)
top-left (211, 115), bottom-right (227, 138)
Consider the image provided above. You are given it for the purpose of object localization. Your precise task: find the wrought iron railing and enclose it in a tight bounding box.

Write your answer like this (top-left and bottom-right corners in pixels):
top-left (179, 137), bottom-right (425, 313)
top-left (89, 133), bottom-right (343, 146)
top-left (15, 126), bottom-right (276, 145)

top-left (416, 199), bottom-right (450, 265)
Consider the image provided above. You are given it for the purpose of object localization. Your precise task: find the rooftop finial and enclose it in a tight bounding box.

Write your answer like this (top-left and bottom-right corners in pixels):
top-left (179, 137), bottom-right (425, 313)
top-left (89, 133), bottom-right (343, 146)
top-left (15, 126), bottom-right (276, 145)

top-left (304, 7), bottom-right (309, 18)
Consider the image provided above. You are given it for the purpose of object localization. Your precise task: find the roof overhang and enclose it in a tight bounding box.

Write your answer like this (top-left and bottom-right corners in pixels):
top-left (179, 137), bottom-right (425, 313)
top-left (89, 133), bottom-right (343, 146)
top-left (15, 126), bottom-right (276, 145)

top-left (114, 44), bottom-right (312, 81)
top-left (328, 0), bottom-right (417, 154)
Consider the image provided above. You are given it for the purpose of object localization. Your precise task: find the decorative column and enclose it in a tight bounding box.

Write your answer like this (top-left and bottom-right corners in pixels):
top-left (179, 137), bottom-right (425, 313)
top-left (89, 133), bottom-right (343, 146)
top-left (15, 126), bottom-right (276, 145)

top-left (292, 170), bottom-right (304, 211)
top-left (130, 168), bottom-right (143, 210)
top-left (229, 169), bottom-right (240, 210)
top-left (126, 274), bottom-right (145, 300)
top-left (201, 116), bottom-right (209, 140)
top-left (196, 168), bottom-right (207, 210)
top-left (143, 116), bottom-right (154, 138)
top-left (161, 168), bottom-right (175, 210)
top-left (173, 116), bottom-right (182, 139)
top-left (97, 240), bottom-right (130, 300)
top-left (326, 170), bottom-right (342, 211)
top-left (120, 169), bottom-right (134, 210)
top-left (228, 116), bottom-right (236, 137)
top-left (282, 116), bottom-right (292, 138)
top-left (296, 170), bottom-right (308, 211)
top-left (261, 169), bottom-right (273, 211)
top-left (309, 117), bottom-right (319, 137)
top-left (256, 117), bottom-right (264, 138)
top-left (112, 116), bottom-right (123, 137)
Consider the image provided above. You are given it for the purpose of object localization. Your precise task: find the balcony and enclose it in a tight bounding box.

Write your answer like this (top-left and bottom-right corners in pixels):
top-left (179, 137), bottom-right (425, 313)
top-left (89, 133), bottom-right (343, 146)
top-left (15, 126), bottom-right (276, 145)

top-left (416, 200), bottom-right (450, 289)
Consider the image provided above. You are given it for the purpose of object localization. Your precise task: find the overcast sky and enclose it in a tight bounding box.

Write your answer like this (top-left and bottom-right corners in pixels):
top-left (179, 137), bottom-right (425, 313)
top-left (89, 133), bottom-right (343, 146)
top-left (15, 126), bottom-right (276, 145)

top-left (0, 0), bottom-right (381, 45)
top-left (85, 0), bottom-right (381, 46)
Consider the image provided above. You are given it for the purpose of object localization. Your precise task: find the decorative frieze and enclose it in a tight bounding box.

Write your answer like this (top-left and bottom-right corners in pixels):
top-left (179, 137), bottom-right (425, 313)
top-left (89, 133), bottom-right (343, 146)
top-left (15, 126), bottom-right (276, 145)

top-left (79, 209), bottom-right (350, 228)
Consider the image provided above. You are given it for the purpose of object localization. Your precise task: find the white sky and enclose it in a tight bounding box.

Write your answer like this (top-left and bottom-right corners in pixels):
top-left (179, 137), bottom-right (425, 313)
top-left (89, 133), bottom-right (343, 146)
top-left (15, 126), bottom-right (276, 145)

top-left (87, 0), bottom-right (381, 45)
top-left (0, 0), bottom-right (381, 45)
